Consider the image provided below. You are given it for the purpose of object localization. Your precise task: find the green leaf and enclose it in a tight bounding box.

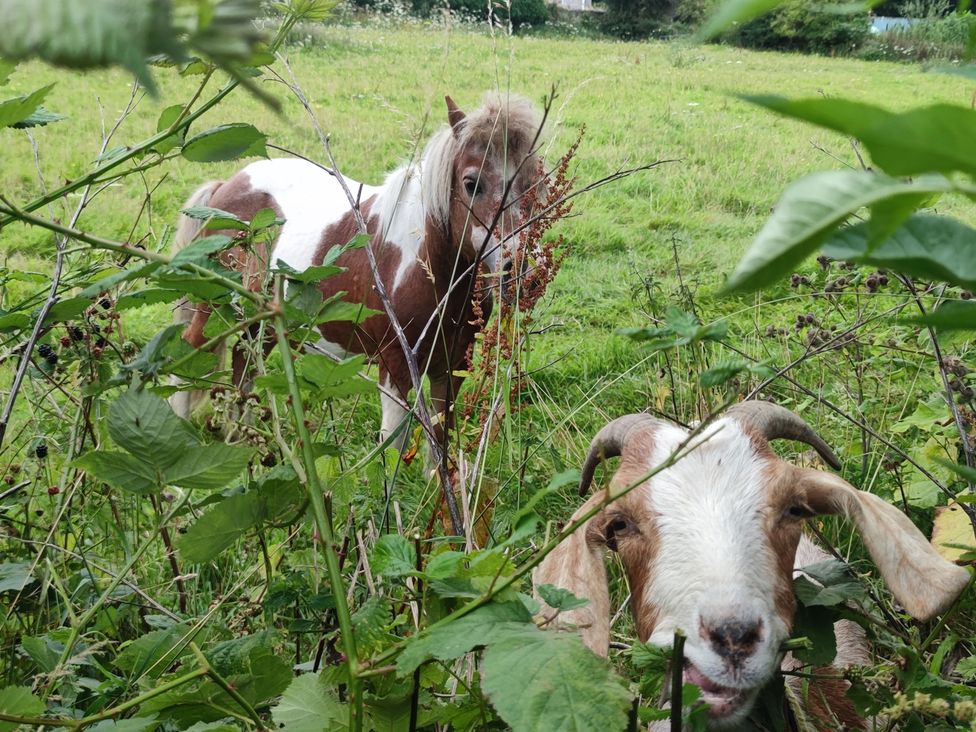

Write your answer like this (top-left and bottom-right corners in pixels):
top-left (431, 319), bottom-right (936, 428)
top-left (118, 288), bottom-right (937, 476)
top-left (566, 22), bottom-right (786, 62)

top-left (299, 354), bottom-right (374, 400)
top-left (791, 604), bottom-right (837, 666)
top-left (170, 235), bottom-right (237, 266)
top-left (699, 359), bottom-right (749, 387)
top-left (0, 0), bottom-right (174, 94)
top-left (0, 59), bottom-right (16, 86)
top-left (272, 674), bottom-right (347, 731)
top-left (747, 96), bottom-right (976, 179)
top-left (0, 84), bottom-right (54, 128)
top-left (396, 601), bottom-right (533, 676)
top-left (0, 686), bottom-right (45, 732)
top-left (107, 388), bottom-right (199, 471)
top-left (0, 562), bottom-right (33, 593)
top-left (154, 103), bottom-right (185, 154)
top-left (176, 491), bottom-right (260, 563)
top-left (20, 636), bottom-right (59, 673)
top-left (536, 584), bottom-right (589, 611)
top-left (119, 324), bottom-right (187, 379)
top-left (77, 262), bottom-right (161, 300)
top-left (906, 301), bottom-right (976, 332)
top-left (11, 106), bottom-right (64, 128)
top-left (162, 443), bottom-right (253, 490)
top-left (725, 171), bottom-right (954, 293)
top-left (73, 450), bottom-right (159, 494)
top-left (482, 627), bottom-right (633, 732)
top-left (180, 206), bottom-right (248, 232)
top-left (794, 575), bottom-right (864, 607)
top-left (822, 215), bottom-right (976, 290)
top-left (115, 624), bottom-right (193, 678)
top-left (86, 718), bottom-right (160, 732)
top-left (936, 458), bottom-right (976, 485)
top-left (181, 123), bottom-right (268, 162)
top-left (619, 307), bottom-right (726, 350)
top-left (956, 655), bottom-right (976, 680)
top-left (698, 0), bottom-right (783, 39)
top-left (371, 534), bottom-right (416, 579)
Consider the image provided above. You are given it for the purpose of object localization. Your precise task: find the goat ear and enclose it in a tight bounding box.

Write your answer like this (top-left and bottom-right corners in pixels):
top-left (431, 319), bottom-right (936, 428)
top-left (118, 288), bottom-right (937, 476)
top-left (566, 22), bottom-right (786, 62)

top-left (445, 95), bottom-right (466, 136)
top-left (798, 468), bottom-right (971, 621)
top-left (533, 494), bottom-right (611, 656)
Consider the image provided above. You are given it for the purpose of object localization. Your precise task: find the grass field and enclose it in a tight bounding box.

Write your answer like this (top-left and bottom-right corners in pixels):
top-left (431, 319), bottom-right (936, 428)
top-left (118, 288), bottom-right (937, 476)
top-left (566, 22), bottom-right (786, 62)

top-left (2, 17), bottom-right (975, 729)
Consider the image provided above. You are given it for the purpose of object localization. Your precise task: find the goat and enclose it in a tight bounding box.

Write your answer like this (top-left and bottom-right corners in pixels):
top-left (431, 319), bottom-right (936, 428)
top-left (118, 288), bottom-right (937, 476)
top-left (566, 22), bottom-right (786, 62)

top-left (535, 402), bottom-right (970, 729)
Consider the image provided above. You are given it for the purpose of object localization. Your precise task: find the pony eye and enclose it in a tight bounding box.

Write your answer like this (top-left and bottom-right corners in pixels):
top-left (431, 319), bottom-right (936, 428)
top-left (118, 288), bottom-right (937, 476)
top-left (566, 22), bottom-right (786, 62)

top-left (463, 177), bottom-right (481, 197)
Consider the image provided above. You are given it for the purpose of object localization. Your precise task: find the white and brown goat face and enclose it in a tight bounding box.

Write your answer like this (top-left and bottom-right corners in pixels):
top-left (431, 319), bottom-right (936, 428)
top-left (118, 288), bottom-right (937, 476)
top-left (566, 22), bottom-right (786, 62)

top-left (536, 403), bottom-right (970, 727)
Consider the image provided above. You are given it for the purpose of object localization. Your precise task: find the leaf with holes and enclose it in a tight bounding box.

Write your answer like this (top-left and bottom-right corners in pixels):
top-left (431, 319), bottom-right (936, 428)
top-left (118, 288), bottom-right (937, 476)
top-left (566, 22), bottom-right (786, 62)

top-left (107, 388), bottom-right (199, 471)
top-left (482, 626), bottom-right (633, 732)
top-left (181, 123), bottom-right (267, 163)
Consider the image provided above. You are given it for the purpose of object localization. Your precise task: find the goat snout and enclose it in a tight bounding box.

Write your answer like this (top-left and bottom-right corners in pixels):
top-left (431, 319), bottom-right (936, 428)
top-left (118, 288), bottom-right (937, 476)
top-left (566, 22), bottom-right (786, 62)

top-left (699, 617), bottom-right (764, 665)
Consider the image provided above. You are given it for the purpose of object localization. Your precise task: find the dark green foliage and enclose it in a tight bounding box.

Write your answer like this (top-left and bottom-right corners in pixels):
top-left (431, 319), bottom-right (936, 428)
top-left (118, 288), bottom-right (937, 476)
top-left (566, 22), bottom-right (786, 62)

top-left (599, 0), bottom-right (677, 39)
top-left (727, 0), bottom-right (869, 54)
top-left (411, 0), bottom-right (550, 29)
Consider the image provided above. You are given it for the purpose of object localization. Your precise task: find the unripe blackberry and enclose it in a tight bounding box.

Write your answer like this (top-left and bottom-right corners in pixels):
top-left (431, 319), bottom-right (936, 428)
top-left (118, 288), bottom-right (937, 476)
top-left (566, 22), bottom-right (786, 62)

top-left (963, 290), bottom-right (973, 301)
top-left (817, 255), bottom-right (830, 269)
top-left (59, 336), bottom-right (72, 348)
top-left (805, 313), bottom-right (814, 323)
top-left (34, 443), bottom-right (48, 459)
top-left (260, 452), bottom-right (277, 467)
top-left (47, 485), bottom-right (60, 495)
top-left (790, 273), bottom-right (800, 287)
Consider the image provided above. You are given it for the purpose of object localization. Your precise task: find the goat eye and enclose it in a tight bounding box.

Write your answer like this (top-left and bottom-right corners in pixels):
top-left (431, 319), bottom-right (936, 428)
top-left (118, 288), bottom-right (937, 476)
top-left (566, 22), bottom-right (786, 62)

top-left (605, 517), bottom-right (630, 551)
top-left (463, 177), bottom-right (481, 197)
top-left (785, 504), bottom-right (814, 520)
top-left (609, 518), bottom-right (629, 533)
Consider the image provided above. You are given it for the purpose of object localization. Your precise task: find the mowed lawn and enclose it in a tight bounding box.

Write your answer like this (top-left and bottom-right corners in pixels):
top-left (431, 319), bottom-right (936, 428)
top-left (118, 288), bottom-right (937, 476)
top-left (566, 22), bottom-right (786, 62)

top-left (1, 22), bottom-right (973, 456)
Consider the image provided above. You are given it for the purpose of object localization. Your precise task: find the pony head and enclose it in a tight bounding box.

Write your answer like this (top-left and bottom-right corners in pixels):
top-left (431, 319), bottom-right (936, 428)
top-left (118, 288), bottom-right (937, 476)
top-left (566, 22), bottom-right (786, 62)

top-left (423, 92), bottom-right (545, 296)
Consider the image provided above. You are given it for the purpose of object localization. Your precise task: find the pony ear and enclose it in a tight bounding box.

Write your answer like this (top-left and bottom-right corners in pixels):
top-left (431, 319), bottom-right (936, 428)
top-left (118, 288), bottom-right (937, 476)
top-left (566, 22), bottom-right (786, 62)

top-left (534, 494), bottom-right (611, 656)
top-left (445, 95), bottom-right (466, 135)
top-left (798, 468), bottom-right (971, 621)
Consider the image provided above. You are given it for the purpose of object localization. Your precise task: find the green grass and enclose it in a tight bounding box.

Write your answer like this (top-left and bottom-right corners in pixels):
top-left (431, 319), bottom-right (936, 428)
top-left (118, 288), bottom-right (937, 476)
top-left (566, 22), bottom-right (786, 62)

top-left (2, 19), bottom-right (975, 729)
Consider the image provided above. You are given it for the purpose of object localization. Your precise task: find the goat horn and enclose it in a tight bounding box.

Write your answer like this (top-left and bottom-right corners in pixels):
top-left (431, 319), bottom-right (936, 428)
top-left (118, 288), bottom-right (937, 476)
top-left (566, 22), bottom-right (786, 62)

top-left (579, 414), bottom-right (661, 496)
top-left (726, 401), bottom-right (841, 470)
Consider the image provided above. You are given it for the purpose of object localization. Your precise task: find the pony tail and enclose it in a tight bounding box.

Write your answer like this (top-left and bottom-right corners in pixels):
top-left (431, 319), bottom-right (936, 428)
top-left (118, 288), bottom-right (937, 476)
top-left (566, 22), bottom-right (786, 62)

top-left (173, 181), bottom-right (223, 255)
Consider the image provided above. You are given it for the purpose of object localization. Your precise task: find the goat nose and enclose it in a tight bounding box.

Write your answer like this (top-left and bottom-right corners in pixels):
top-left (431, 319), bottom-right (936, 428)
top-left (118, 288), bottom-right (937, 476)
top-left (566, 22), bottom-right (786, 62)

top-left (700, 617), bottom-right (764, 663)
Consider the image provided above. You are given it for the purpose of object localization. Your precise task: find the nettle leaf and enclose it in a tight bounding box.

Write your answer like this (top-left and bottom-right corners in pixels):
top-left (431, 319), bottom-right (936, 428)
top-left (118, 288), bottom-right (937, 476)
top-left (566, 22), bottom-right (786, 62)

top-left (396, 601), bottom-right (533, 676)
top-left (0, 686), bottom-right (45, 732)
top-left (181, 123), bottom-right (268, 162)
top-left (725, 171), bottom-right (955, 293)
top-left (536, 584), bottom-right (589, 612)
top-left (0, 0), bottom-right (175, 94)
top-left (107, 388), bottom-right (199, 471)
top-left (72, 450), bottom-right (158, 494)
top-left (0, 84), bottom-right (53, 128)
top-left (956, 655), bottom-right (976, 681)
top-left (272, 674), bottom-right (347, 732)
top-left (823, 215), bottom-right (976, 291)
top-left (115, 624), bottom-right (193, 678)
top-left (906, 301), bottom-right (976, 332)
top-left (371, 534), bottom-right (416, 579)
top-left (748, 96), bottom-right (976, 179)
top-left (619, 307), bottom-right (726, 350)
top-left (629, 642), bottom-right (670, 674)
top-left (482, 626), bottom-right (633, 732)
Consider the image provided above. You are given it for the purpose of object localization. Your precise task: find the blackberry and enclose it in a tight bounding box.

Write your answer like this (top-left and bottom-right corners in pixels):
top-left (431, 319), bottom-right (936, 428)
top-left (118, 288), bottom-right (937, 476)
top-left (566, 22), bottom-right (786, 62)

top-left (45, 353), bottom-right (58, 366)
top-left (35, 443), bottom-right (48, 459)
top-left (68, 325), bottom-right (84, 341)
top-left (37, 343), bottom-right (54, 359)
top-left (99, 297), bottom-right (112, 310)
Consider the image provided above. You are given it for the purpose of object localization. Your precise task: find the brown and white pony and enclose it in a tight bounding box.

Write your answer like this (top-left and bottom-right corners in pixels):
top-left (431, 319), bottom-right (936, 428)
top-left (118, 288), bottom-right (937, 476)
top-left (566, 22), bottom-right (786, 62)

top-left (170, 93), bottom-right (545, 445)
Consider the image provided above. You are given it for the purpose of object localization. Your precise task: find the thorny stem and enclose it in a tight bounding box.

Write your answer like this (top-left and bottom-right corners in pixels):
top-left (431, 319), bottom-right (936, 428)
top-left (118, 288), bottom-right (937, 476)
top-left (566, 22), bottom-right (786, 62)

top-left (189, 643), bottom-right (268, 730)
top-left (273, 280), bottom-right (362, 732)
top-left (0, 200), bottom-right (262, 304)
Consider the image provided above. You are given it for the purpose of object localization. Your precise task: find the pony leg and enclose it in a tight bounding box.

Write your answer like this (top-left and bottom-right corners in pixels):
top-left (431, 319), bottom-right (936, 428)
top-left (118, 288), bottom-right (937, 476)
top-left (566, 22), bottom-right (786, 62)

top-left (430, 374), bottom-right (464, 445)
top-left (379, 370), bottom-right (410, 451)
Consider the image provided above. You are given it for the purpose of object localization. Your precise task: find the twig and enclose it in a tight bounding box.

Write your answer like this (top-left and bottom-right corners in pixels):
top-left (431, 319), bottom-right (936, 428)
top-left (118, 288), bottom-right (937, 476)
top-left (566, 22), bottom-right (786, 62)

top-left (670, 631), bottom-right (686, 732)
